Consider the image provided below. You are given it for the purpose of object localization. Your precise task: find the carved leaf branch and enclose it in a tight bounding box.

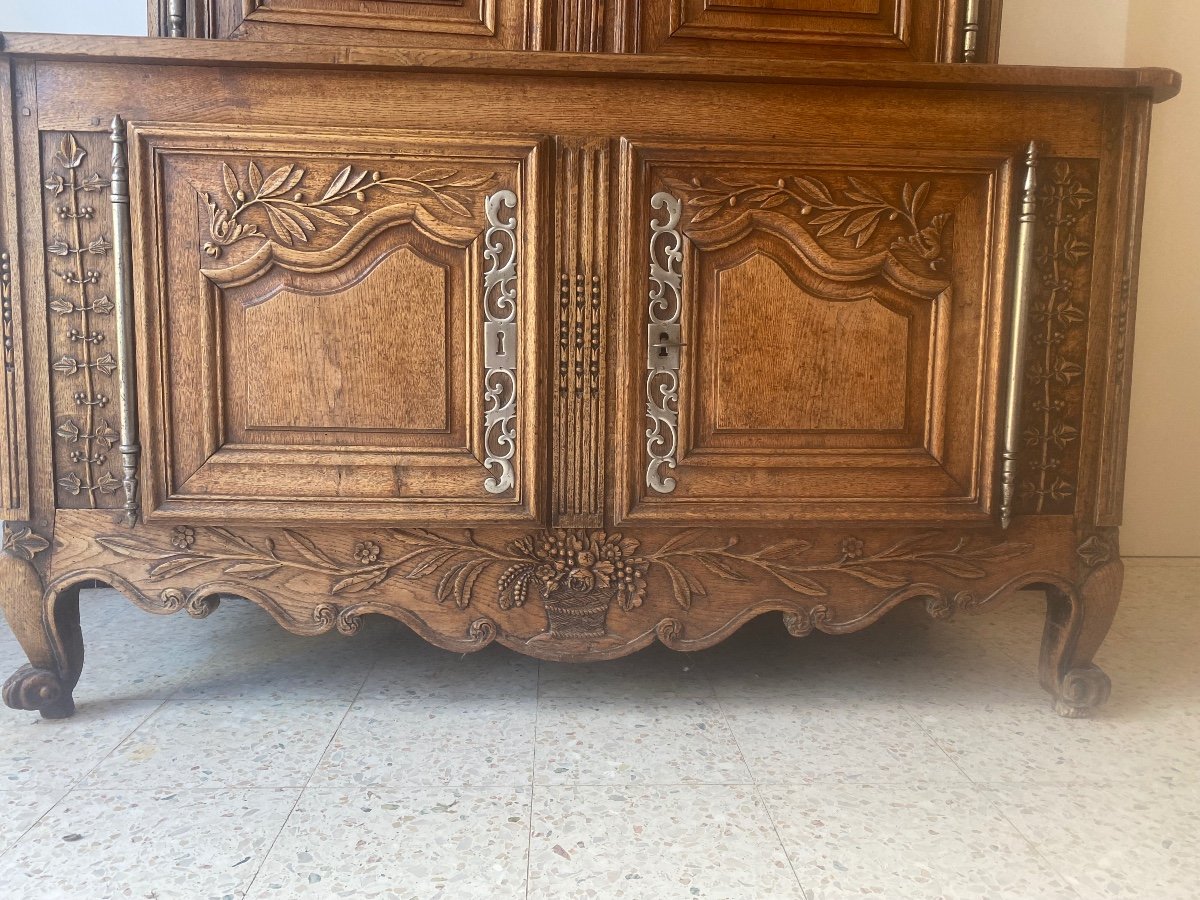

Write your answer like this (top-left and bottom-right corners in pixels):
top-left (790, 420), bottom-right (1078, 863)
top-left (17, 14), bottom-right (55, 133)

top-left (664, 174), bottom-right (951, 271)
top-left (203, 161), bottom-right (494, 257)
top-left (95, 527), bottom-right (1031, 632)
top-left (97, 527), bottom-right (397, 596)
top-left (646, 531), bottom-right (1032, 610)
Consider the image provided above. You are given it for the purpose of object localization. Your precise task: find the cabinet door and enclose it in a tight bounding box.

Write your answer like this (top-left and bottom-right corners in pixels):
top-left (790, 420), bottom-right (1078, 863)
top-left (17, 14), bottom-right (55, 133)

top-left (132, 124), bottom-right (545, 524)
top-left (628, 0), bottom-right (991, 61)
top-left (208, 0), bottom-right (534, 49)
top-left (616, 141), bottom-right (1013, 525)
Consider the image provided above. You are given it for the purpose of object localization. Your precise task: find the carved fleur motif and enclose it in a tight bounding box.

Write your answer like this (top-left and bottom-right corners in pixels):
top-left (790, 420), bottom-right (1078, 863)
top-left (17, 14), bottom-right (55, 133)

top-left (1, 526), bottom-right (50, 561)
top-left (1020, 161), bottom-right (1096, 514)
top-left (664, 173), bottom-right (952, 270)
top-left (43, 132), bottom-right (122, 508)
top-left (1076, 535), bottom-right (1114, 569)
top-left (202, 161), bottom-right (495, 257)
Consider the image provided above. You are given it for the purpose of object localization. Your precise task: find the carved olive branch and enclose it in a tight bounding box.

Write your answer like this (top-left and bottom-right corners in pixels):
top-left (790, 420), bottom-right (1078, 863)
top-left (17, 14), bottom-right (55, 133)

top-left (646, 531), bottom-right (1032, 610)
top-left (202, 161), bottom-right (494, 256)
top-left (664, 174), bottom-right (951, 270)
top-left (97, 527), bottom-right (396, 596)
top-left (95, 528), bottom-right (1031, 625)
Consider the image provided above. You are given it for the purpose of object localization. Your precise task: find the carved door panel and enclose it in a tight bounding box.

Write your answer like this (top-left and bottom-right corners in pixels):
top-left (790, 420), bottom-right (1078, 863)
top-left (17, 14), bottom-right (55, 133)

top-left (616, 141), bottom-right (1015, 525)
top-left (208, 0), bottom-right (534, 48)
top-left (627, 0), bottom-right (996, 62)
top-left (132, 124), bottom-right (545, 524)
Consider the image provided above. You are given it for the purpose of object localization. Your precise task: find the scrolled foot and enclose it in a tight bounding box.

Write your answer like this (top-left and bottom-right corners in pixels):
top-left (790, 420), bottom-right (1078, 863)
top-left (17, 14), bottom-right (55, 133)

top-left (2, 664), bottom-right (76, 720)
top-left (1052, 664), bottom-right (1111, 718)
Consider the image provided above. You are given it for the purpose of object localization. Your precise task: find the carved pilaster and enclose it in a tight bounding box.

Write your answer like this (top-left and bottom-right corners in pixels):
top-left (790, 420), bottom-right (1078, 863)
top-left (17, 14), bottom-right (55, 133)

top-left (552, 139), bottom-right (611, 525)
top-left (41, 132), bottom-right (122, 510)
top-left (1017, 159), bottom-right (1098, 517)
top-left (549, 0), bottom-right (608, 52)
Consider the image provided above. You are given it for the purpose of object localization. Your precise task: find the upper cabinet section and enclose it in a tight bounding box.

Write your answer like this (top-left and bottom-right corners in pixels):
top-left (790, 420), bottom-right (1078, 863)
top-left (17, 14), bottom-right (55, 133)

top-left (154, 0), bottom-right (1003, 61)
top-left (626, 0), bottom-right (1000, 62)
top-left (191, 0), bottom-right (535, 50)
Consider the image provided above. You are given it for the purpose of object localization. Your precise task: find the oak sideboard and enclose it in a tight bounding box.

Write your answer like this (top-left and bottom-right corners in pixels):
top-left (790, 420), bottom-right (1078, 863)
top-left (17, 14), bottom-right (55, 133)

top-left (0, 32), bottom-right (1179, 719)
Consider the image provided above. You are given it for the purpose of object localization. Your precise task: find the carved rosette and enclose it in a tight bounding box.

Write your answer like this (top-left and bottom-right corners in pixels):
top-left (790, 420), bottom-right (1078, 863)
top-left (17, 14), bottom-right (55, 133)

top-left (1019, 160), bottom-right (1098, 515)
top-left (42, 133), bottom-right (122, 508)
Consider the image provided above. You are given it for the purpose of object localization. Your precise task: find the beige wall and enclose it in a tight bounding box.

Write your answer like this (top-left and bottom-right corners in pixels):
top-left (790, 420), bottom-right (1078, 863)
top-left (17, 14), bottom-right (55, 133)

top-left (1003, 0), bottom-right (1200, 556)
top-left (1001, 0), bottom-right (1130, 67)
top-left (1123, 3), bottom-right (1200, 556)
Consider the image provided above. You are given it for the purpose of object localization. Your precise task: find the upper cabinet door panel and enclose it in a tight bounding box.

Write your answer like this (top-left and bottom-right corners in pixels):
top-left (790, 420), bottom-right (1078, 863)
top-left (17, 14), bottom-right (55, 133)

top-left (616, 141), bottom-right (1013, 525)
top-left (211, 0), bottom-right (533, 49)
top-left (132, 124), bottom-right (545, 524)
top-left (628, 0), bottom-right (995, 61)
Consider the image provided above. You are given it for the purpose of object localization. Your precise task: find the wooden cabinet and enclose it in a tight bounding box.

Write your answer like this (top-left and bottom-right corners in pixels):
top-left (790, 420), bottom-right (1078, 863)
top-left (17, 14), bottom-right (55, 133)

top-left (0, 35), bottom-right (1179, 721)
top-left (155, 0), bottom-right (1003, 60)
top-left (133, 125), bottom-right (545, 523)
top-left (617, 142), bottom-right (1009, 525)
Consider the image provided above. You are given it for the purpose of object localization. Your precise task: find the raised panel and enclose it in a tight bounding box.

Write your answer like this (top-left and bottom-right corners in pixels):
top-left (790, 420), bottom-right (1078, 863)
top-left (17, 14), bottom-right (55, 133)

top-left (212, 0), bottom-right (531, 49)
top-left (713, 257), bottom-right (910, 433)
top-left (239, 249), bottom-right (450, 434)
top-left (617, 141), bottom-right (1011, 525)
top-left (632, 0), bottom-right (947, 59)
top-left (131, 124), bottom-right (546, 524)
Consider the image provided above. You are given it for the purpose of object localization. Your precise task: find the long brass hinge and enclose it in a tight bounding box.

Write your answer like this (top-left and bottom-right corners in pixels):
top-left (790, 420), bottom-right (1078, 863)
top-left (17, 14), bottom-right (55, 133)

top-left (166, 0), bottom-right (186, 37)
top-left (962, 0), bottom-right (982, 62)
top-left (999, 142), bottom-right (1040, 529)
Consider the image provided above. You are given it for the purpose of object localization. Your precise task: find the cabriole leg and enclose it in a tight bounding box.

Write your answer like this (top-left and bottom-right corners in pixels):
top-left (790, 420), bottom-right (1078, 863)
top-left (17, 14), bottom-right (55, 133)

top-left (1, 526), bottom-right (84, 719)
top-left (1040, 556), bottom-right (1123, 718)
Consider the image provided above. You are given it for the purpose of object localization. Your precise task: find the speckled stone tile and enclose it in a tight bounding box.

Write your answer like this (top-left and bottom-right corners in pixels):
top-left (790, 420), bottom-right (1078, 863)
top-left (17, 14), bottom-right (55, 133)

top-left (534, 697), bottom-right (751, 785)
top-left (760, 783), bottom-right (1078, 900)
top-left (247, 787), bottom-right (531, 899)
top-left (528, 784), bottom-right (805, 899)
top-left (312, 696), bottom-right (536, 788)
top-left (720, 695), bottom-right (966, 785)
top-left (0, 699), bottom-right (162, 793)
top-left (983, 779), bottom-right (1200, 899)
top-left (0, 788), bottom-right (298, 900)
top-left (538, 645), bottom-right (711, 700)
top-left (908, 698), bottom-right (1200, 783)
top-left (0, 791), bottom-right (59, 855)
top-left (358, 642), bottom-right (538, 702)
top-left (81, 700), bottom-right (349, 789)
top-left (169, 641), bottom-right (374, 703)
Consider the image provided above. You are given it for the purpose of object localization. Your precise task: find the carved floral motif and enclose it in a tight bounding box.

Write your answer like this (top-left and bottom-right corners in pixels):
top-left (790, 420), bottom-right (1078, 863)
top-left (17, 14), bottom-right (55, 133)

top-left (665, 174), bottom-right (951, 270)
top-left (202, 160), bottom-right (494, 256)
top-left (95, 527), bottom-right (1031, 641)
top-left (1021, 161), bottom-right (1096, 514)
top-left (2, 526), bottom-right (50, 561)
top-left (43, 133), bottom-right (121, 508)
top-left (1077, 534), bottom-right (1115, 569)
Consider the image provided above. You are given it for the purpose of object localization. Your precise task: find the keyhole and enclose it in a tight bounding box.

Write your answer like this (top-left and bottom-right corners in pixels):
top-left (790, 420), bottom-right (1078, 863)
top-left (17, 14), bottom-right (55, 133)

top-left (496, 329), bottom-right (507, 357)
top-left (657, 331), bottom-right (670, 358)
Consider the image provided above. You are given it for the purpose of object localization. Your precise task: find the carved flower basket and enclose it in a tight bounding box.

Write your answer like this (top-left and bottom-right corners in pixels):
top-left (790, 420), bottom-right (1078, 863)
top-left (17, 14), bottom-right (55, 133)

top-left (542, 584), bottom-right (616, 639)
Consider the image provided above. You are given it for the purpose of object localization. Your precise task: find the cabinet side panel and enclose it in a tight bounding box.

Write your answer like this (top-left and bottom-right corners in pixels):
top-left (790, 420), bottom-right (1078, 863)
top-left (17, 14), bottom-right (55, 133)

top-left (1093, 97), bottom-right (1153, 526)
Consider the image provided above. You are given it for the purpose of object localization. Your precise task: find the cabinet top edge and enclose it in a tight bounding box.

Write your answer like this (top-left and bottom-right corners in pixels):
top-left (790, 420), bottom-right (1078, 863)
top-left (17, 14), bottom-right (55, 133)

top-left (0, 33), bottom-right (1182, 104)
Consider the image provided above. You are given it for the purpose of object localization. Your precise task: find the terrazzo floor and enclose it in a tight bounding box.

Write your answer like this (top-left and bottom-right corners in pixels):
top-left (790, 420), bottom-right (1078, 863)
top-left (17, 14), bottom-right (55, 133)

top-left (0, 557), bottom-right (1197, 899)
